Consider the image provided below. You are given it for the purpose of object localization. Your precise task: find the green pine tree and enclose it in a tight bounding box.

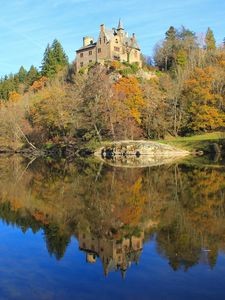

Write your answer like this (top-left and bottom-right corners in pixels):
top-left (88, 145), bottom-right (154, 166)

top-left (27, 65), bottom-right (39, 85)
top-left (41, 40), bottom-right (68, 77)
top-left (18, 66), bottom-right (27, 83)
top-left (52, 39), bottom-right (68, 67)
top-left (165, 26), bottom-right (177, 41)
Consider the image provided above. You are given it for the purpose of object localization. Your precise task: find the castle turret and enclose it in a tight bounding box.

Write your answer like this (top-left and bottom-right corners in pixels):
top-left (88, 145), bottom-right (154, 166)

top-left (117, 19), bottom-right (124, 31)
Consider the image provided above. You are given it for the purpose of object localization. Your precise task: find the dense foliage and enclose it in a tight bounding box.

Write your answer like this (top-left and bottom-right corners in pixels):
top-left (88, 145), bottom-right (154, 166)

top-left (0, 28), bottom-right (225, 150)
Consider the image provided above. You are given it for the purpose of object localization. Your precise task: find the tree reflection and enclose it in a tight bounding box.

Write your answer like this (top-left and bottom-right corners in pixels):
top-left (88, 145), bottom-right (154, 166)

top-left (0, 156), bottom-right (224, 273)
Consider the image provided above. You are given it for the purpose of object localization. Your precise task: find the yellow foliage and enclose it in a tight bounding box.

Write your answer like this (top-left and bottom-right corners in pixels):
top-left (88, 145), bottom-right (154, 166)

top-left (113, 77), bottom-right (145, 124)
top-left (30, 76), bottom-right (48, 92)
top-left (8, 91), bottom-right (21, 102)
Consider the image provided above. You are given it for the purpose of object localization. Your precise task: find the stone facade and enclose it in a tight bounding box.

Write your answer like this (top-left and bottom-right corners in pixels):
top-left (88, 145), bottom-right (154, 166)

top-left (78, 231), bottom-right (144, 277)
top-left (75, 20), bottom-right (142, 71)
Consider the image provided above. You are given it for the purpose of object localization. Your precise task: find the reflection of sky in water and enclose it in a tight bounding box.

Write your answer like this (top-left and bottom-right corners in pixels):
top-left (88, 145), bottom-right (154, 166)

top-left (0, 220), bottom-right (225, 300)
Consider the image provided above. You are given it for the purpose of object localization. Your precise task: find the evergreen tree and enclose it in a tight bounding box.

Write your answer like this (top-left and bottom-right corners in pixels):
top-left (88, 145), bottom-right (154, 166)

top-left (165, 26), bottom-right (177, 41)
top-left (27, 65), bottom-right (39, 85)
top-left (41, 40), bottom-right (68, 77)
top-left (52, 39), bottom-right (68, 67)
top-left (164, 26), bottom-right (178, 71)
top-left (18, 66), bottom-right (27, 83)
top-left (41, 44), bottom-right (55, 77)
top-left (205, 27), bottom-right (216, 51)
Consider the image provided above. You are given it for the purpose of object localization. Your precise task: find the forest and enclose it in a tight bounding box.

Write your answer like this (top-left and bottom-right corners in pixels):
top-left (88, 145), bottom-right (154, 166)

top-left (0, 27), bottom-right (225, 151)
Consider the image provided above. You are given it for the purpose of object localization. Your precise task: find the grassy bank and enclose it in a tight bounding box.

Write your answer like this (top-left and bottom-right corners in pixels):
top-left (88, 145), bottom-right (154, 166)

top-left (159, 132), bottom-right (225, 152)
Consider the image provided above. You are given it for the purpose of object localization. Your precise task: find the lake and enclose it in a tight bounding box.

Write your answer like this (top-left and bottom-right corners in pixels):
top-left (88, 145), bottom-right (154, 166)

top-left (0, 155), bottom-right (224, 300)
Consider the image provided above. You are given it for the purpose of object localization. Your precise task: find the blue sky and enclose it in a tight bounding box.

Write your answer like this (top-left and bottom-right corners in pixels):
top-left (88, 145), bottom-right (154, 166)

top-left (0, 0), bottom-right (224, 76)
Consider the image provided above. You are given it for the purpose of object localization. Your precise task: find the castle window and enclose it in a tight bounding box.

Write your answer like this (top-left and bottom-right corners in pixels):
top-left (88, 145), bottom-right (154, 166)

top-left (115, 39), bottom-right (118, 43)
top-left (80, 62), bottom-right (84, 67)
top-left (134, 50), bottom-right (138, 58)
top-left (98, 48), bottom-right (101, 53)
top-left (89, 60), bottom-right (92, 63)
top-left (104, 37), bottom-right (106, 43)
top-left (99, 38), bottom-right (101, 44)
top-left (113, 55), bottom-right (120, 61)
top-left (80, 53), bottom-right (83, 58)
top-left (89, 50), bottom-right (92, 55)
top-left (114, 47), bottom-right (120, 52)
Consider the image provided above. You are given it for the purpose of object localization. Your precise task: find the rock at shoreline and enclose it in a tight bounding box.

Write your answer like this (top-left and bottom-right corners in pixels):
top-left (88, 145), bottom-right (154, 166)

top-left (95, 140), bottom-right (190, 167)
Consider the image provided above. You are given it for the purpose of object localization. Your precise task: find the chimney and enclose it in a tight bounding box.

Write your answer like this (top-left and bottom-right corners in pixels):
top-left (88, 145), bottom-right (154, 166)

top-left (100, 24), bottom-right (105, 32)
top-left (132, 33), bottom-right (136, 39)
top-left (83, 36), bottom-right (94, 46)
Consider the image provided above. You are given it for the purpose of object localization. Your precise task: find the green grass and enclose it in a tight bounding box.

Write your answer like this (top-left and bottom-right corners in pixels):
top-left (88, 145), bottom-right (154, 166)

top-left (89, 132), bottom-right (225, 154)
top-left (159, 132), bottom-right (225, 152)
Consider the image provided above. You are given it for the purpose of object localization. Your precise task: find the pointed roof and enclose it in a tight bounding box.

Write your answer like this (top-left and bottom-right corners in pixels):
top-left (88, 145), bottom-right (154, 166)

top-left (121, 268), bottom-right (127, 279)
top-left (104, 29), bottom-right (115, 41)
top-left (118, 19), bottom-right (124, 30)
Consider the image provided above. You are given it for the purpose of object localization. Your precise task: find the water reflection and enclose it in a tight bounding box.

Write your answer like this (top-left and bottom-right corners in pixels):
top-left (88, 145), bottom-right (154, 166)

top-left (0, 155), bottom-right (225, 276)
top-left (78, 231), bottom-right (144, 278)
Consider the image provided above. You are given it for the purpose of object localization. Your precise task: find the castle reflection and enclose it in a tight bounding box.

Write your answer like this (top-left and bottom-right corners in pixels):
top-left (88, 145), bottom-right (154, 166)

top-left (78, 231), bottom-right (144, 277)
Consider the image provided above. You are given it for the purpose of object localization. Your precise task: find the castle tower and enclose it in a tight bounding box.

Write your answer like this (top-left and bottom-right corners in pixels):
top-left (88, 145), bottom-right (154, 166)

top-left (117, 19), bottom-right (124, 36)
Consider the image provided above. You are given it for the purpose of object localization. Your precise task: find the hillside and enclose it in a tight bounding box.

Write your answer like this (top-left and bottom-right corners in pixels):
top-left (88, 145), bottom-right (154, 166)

top-left (0, 25), bottom-right (225, 156)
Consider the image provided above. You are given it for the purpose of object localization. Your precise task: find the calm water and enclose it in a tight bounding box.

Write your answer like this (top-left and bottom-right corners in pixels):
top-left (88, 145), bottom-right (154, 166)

top-left (0, 155), bottom-right (225, 300)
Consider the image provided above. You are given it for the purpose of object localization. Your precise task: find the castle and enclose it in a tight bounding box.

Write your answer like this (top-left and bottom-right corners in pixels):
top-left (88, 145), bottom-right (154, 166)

top-left (78, 231), bottom-right (144, 278)
top-left (75, 20), bottom-right (142, 71)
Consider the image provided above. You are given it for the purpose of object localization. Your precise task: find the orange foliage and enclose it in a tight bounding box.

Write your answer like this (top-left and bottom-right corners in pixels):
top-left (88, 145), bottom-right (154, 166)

top-left (113, 77), bottom-right (145, 124)
top-left (33, 211), bottom-right (49, 225)
top-left (184, 67), bottom-right (225, 131)
top-left (30, 76), bottom-right (48, 92)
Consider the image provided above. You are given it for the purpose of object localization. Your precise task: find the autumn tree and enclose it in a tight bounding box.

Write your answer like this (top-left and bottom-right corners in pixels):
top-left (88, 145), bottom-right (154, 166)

top-left (80, 65), bottom-right (113, 141)
top-left (183, 67), bottom-right (225, 132)
top-left (205, 27), bottom-right (216, 51)
top-left (154, 26), bottom-right (197, 71)
top-left (27, 83), bottom-right (80, 144)
top-left (113, 76), bottom-right (146, 139)
top-left (141, 77), bottom-right (169, 138)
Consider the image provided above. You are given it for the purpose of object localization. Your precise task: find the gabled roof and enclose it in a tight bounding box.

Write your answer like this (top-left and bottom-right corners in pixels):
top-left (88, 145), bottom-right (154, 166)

top-left (104, 29), bottom-right (115, 41)
top-left (123, 36), bottom-right (140, 50)
top-left (76, 42), bottom-right (97, 53)
top-left (103, 28), bottom-right (140, 50)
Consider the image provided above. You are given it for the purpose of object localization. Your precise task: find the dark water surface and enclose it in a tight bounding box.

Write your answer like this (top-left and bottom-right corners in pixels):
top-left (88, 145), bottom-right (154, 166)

top-left (0, 156), bottom-right (225, 300)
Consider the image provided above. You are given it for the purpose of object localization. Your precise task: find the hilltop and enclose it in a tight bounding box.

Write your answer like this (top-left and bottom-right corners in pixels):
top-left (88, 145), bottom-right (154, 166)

top-left (0, 25), bottom-right (225, 158)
